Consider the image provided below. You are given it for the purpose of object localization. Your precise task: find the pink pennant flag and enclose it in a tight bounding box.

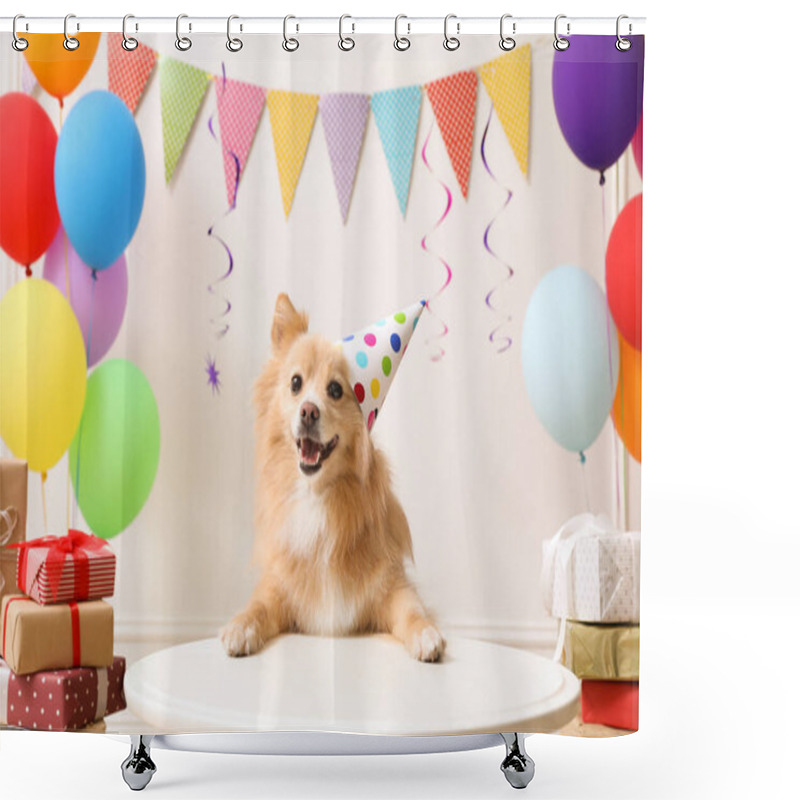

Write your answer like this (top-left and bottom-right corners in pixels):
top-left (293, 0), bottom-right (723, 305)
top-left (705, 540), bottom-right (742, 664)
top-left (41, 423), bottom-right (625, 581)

top-left (215, 77), bottom-right (266, 208)
top-left (107, 33), bottom-right (158, 114)
top-left (425, 70), bottom-right (478, 199)
top-left (319, 93), bottom-right (370, 223)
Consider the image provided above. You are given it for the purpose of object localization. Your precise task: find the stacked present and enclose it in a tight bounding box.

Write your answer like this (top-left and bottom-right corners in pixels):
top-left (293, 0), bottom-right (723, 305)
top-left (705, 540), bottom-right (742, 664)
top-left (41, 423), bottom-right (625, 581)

top-left (0, 524), bottom-right (126, 731)
top-left (0, 458), bottom-right (27, 606)
top-left (542, 513), bottom-right (640, 731)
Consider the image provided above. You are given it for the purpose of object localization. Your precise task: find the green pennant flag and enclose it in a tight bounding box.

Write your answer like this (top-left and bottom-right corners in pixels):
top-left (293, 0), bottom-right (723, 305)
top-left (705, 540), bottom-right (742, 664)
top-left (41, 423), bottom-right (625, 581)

top-left (160, 58), bottom-right (210, 183)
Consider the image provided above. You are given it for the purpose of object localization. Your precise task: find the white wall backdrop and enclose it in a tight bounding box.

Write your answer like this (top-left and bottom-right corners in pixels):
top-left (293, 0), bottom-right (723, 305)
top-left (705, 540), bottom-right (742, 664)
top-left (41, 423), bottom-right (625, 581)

top-left (1, 32), bottom-right (641, 650)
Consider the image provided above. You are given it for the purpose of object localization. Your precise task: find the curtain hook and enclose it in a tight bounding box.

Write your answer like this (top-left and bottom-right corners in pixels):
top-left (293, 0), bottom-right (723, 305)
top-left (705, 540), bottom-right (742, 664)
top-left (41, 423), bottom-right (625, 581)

top-left (553, 14), bottom-right (570, 51)
top-left (499, 14), bottom-right (516, 51)
top-left (64, 13), bottom-right (80, 51)
top-left (175, 14), bottom-right (192, 51)
top-left (616, 14), bottom-right (632, 51)
top-left (12, 14), bottom-right (28, 51)
top-left (338, 14), bottom-right (355, 51)
top-left (226, 15), bottom-right (243, 52)
top-left (443, 14), bottom-right (460, 51)
top-left (394, 14), bottom-right (410, 51)
top-left (122, 14), bottom-right (139, 51)
top-left (283, 15), bottom-right (299, 52)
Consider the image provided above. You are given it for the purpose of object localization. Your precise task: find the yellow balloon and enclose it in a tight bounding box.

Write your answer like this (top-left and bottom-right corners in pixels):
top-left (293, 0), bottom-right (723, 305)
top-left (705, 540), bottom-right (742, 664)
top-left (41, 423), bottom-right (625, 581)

top-left (0, 279), bottom-right (87, 473)
top-left (24, 33), bottom-right (101, 102)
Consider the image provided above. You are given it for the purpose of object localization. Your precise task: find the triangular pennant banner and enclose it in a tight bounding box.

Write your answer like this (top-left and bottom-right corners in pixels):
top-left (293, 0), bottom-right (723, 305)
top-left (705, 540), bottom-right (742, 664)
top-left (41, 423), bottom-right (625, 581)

top-left (319, 93), bottom-right (370, 223)
top-left (266, 90), bottom-right (318, 218)
top-left (160, 57), bottom-right (210, 184)
top-left (371, 86), bottom-right (421, 216)
top-left (108, 33), bottom-right (158, 114)
top-left (215, 77), bottom-right (266, 208)
top-left (425, 70), bottom-right (478, 199)
top-left (478, 44), bottom-right (531, 175)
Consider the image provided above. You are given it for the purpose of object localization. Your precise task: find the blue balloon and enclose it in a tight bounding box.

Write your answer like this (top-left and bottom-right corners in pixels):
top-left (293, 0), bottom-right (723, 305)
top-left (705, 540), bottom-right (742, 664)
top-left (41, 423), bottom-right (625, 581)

top-left (521, 265), bottom-right (620, 454)
top-left (55, 91), bottom-right (145, 271)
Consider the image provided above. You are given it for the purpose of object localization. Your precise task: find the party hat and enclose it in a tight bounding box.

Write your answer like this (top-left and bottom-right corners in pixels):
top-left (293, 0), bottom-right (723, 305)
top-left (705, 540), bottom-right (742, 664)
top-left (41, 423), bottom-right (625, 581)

top-left (339, 299), bottom-right (426, 431)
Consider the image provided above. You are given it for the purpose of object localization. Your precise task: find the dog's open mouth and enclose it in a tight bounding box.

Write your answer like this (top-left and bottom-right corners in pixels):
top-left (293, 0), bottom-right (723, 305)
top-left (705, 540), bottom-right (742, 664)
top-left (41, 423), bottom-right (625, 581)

top-left (296, 435), bottom-right (339, 475)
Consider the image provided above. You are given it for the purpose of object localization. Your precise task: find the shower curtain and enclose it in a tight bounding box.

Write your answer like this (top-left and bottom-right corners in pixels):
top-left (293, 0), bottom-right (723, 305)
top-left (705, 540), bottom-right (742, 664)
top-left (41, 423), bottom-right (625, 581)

top-left (0, 26), bottom-right (644, 737)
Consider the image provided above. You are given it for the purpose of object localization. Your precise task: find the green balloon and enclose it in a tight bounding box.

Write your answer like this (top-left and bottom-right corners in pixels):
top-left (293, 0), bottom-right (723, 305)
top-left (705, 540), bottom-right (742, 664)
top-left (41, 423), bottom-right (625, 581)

top-left (69, 359), bottom-right (160, 539)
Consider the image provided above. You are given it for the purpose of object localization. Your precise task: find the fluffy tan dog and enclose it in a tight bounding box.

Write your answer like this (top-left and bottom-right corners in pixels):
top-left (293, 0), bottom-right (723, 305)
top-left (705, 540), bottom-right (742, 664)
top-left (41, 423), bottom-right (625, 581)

top-left (220, 294), bottom-right (445, 662)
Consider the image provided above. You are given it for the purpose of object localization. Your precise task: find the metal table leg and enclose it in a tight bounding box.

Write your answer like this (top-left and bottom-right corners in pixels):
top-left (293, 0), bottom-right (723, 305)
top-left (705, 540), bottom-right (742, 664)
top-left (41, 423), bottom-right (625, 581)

top-left (121, 735), bottom-right (157, 791)
top-left (500, 732), bottom-right (535, 789)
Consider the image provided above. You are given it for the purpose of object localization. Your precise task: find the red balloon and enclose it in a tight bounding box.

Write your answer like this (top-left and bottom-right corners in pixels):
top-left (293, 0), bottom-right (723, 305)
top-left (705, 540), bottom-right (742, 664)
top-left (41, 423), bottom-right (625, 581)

top-left (632, 116), bottom-right (643, 178)
top-left (606, 193), bottom-right (642, 350)
top-left (0, 93), bottom-right (60, 270)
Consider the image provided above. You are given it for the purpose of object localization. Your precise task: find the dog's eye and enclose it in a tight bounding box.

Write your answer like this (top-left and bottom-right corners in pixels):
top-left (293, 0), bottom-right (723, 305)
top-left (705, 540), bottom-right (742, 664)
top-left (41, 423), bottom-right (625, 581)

top-left (327, 381), bottom-right (343, 400)
top-left (291, 375), bottom-right (303, 395)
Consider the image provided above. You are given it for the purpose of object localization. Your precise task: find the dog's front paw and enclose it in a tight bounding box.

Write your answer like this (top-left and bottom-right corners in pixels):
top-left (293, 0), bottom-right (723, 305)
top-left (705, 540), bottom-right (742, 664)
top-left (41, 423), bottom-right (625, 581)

top-left (407, 623), bottom-right (446, 663)
top-left (220, 614), bottom-right (264, 658)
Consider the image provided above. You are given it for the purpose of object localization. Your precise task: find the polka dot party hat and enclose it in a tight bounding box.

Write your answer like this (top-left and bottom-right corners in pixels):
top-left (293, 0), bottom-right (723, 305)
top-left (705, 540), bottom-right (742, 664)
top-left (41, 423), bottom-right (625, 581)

top-left (339, 299), bottom-right (427, 431)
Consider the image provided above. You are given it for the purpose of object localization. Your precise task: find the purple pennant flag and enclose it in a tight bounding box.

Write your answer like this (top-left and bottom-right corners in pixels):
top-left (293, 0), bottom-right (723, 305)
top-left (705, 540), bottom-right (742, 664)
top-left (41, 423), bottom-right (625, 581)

top-left (319, 93), bottom-right (370, 223)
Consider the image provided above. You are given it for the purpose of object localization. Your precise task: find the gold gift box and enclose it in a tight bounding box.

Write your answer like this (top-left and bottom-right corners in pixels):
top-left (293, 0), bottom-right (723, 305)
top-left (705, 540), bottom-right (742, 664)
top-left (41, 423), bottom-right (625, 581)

top-left (563, 620), bottom-right (639, 681)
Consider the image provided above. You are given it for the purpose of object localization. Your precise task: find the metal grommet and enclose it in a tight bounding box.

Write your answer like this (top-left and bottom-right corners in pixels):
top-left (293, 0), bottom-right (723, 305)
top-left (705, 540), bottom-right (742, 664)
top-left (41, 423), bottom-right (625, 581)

top-left (282, 15), bottom-right (299, 52)
top-left (616, 14), bottom-right (632, 51)
top-left (553, 14), bottom-right (570, 51)
top-left (443, 14), bottom-right (460, 51)
top-left (226, 15), bottom-right (243, 52)
top-left (63, 13), bottom-right (80, 51)
top-left (12, 15), bottom-right (28, 52)
top-left (122, 14), bottom-right (139, 51)
top-left (175, 14), bottom-right (192, 51)
top-left (499, 14), bottom-right (516, 51)
top-left (394, 14), bottom-right (410, 51)
top-left (338, 14), bottom-right (355, 51)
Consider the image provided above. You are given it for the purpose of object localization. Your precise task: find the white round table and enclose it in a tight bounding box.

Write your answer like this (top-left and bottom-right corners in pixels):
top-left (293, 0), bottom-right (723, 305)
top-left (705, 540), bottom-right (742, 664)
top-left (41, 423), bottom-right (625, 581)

top-left (124, 634), bottom-right (580, 736)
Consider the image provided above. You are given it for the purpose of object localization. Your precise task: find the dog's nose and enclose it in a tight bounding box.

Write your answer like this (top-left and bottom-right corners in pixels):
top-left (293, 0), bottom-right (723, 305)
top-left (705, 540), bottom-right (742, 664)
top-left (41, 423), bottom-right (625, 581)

top-left (300, 402), bottom-right (320, 428)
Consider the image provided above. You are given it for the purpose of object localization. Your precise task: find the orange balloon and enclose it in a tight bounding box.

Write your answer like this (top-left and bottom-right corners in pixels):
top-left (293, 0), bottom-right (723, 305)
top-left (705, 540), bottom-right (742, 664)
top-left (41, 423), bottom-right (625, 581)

top-left (612, 334), bottom-right (641, 463)
top-left (24, 33), bottom-right (101, 102)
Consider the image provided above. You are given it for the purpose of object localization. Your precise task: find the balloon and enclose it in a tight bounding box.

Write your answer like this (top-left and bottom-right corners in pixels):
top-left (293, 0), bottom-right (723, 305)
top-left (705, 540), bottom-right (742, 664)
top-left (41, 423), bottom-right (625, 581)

top-left (0, 279), bottom-right (87, 473)
top-left (43, 227), bottom-right (128, 368)
top-left (632, 116), bottom-right (643, 178)
top-left (605, 193), bottom-right (642, 350)
top-left (0, 93), bottom-right (60, 269)
top-left (521, 265), bottom-right (620, 454)
top-left (612, 334), bottom-right (641, 462)
top-left (69, 359), bottom-right (160, 539)
top-left (552, 35), bottom-right (644, 180)
top-left (23, 33), bottom-right (101, 102)
top-left (55, 91), bottom-right (145, 271)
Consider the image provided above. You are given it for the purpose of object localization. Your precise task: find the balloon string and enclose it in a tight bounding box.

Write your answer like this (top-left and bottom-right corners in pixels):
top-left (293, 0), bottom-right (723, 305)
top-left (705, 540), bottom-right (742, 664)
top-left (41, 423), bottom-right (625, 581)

top-left (479, 106), bottom-right (514, 354)
top-left (40, 472), bottom-right (48, 533)
top-left (420, 122), bottom-right (453, 362)
top-left (579, 453), bottom-right (591, 512)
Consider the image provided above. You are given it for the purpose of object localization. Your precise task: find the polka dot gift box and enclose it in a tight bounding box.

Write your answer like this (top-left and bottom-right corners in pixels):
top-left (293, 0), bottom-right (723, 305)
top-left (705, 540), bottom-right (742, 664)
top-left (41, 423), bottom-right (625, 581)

top-left (339, 299), bottom-right (426, 432)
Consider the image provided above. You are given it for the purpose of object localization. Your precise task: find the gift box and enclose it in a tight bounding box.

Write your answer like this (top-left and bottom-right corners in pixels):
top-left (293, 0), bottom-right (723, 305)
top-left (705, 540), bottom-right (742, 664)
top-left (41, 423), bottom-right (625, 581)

top-left (1, 459), bottom-right (27, 606)
top-left (13, 530), bottom-right (116, 605)
top-left (1, 595), bottom-right (113, 675)
top-left (542, 513), bottom-right (640, 623)
top-left (0, 656), bottom-right (125, 731)
top-left (563, 621), bottom-right (639, 681)
top-left (581, 680), bottom-right (639, 730)
top-left (0, 550), bottom-right (21, 607)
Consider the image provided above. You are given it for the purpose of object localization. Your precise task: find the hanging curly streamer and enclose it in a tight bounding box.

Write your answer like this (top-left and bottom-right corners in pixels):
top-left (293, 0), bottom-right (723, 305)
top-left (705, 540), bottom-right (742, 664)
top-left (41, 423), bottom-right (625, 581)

top-left (420, 122), bottom-right (453, 362)
top-left (479, 106), bottom-right (515, 353)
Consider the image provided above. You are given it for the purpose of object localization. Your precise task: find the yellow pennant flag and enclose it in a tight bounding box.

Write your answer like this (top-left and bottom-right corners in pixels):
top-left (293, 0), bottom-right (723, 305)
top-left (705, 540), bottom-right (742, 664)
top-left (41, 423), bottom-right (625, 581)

top-left (266, 90), bottom-right (319, 218)
top-left (478, 44), bottom-right (531, 176)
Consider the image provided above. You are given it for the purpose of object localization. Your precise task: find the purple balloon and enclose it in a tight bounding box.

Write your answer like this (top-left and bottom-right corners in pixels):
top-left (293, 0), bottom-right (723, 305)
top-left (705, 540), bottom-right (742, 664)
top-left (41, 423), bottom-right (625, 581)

top-left (552, 35), bottom-right (644, 181)
top-left (43, 226), bottom-right (128, 368)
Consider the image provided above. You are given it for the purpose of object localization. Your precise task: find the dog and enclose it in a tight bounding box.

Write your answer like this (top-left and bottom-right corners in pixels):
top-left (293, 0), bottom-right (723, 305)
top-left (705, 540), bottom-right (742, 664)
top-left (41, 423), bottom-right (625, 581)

top-left (220, 294), bottom-right (445, 662)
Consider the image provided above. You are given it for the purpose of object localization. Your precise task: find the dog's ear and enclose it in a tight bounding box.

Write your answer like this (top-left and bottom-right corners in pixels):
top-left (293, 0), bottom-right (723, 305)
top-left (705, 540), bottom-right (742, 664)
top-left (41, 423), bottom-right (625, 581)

top-left (271, 293), bottom-right (308, 354)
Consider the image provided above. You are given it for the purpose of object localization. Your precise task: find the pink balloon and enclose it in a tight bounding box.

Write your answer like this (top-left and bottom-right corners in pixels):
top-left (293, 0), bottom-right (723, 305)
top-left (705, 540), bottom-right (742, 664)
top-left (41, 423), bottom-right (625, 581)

top-left (632, 116), bottom-right (643, 178)
top-left (43, 227), bottom-right (127, 368)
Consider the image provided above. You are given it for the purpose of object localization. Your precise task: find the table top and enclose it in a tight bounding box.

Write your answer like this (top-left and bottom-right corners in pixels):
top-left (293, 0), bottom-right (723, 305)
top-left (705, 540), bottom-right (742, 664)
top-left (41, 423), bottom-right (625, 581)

top-left (124, 633), bottom-right (580, 735)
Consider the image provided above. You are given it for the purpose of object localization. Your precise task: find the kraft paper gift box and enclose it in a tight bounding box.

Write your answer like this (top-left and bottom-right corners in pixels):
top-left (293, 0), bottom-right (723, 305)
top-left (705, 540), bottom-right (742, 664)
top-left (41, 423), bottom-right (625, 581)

top-left (13, 530), bottom-right (116, 605)
top-left (0, 595), bottom-right (114, 676)
top-left (581, 680), bottom-right (639, 731)
top-left (563, 621), bottom-right (639, 681)
top-left (0, 656), bottom-right (125, 731)
top-left (0, 458), bottom-right (27, 606)
top-left (542, 513), bottom-right (640, 623)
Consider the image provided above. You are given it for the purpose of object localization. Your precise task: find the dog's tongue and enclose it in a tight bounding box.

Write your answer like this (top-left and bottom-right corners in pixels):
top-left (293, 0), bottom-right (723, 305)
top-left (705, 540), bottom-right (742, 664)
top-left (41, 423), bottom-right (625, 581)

top-left (300, 438), bottom-right (321, 463)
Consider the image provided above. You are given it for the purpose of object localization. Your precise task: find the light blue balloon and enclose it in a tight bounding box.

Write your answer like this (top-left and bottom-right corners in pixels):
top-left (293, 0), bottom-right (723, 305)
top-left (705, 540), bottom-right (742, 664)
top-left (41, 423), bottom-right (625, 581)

top-left (521, 265), bottom-right (620, 454)
top-left (55, 91), bottom-right (145, 271)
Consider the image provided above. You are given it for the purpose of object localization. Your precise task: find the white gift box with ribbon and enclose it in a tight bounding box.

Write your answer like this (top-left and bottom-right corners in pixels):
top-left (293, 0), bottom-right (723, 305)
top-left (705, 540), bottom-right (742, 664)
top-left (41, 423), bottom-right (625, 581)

top-left (541, 513), bottom-right (640, 624)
